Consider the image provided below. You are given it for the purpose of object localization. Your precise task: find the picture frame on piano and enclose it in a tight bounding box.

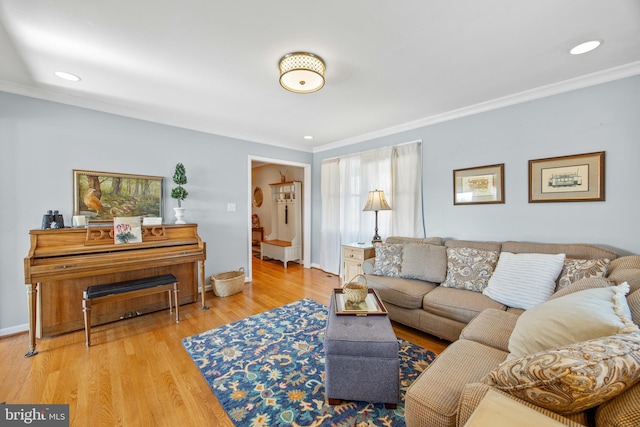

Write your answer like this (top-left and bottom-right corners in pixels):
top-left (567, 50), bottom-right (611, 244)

top-left (73, 169), bottom-right (164, 223)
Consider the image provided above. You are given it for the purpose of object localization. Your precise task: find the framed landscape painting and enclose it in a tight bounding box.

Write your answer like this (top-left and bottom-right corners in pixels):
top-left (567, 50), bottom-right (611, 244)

top-left (73, 169), bottom-right (163, 222)
top-left (453, 163), bottom-right (505, 205)
top-left (529, 151), bottom-right (604, 203)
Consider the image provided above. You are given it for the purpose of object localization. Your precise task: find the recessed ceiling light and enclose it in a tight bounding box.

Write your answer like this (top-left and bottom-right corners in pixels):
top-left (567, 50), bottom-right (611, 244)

top-left (54, 71), bottom-right (81, 82)
top-left (304, 135), bottom-right (314, 140)
top-left (570, 40), bottom-right (602, 55)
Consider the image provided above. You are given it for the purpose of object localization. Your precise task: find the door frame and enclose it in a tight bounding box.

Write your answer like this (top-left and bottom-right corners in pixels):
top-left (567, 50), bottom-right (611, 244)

top-left (247, 155), bottom-right (311, 281)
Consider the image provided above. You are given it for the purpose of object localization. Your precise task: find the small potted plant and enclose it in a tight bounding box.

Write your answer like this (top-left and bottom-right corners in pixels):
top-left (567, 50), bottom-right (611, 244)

top-left (171, 162), bottom-right (188, 224)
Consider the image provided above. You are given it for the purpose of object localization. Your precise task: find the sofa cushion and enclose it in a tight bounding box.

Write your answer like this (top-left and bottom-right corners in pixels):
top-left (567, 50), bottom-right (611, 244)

top-left (549, 276), bottom-right (614, 300)
top-left (372, 242), bottom-right (403, 277)
top-left (400, 243), bottom-right (447, 283)
top-left (484, 332), bottom-right (640, 415)
top-left (441, 247), bottom-right (499, 293)
top-left (386, 236), bottom-right (443, 246)
top-left (507, 283), bottom-right (638, 360)
top-left (405, 339), bottom-right (507, 427)
top-left (595, 381), bottom-right (640, 427)
top-left (422, 287), bottom-right (505, 324)
top-left (501, 241), bottom-right (618, 260)
top-left (556, 258), bottom-right (611, 291)
top-left (607, 255), bottom-right (640, 294)
top-left (365, 274), bottom-right (436, 309)
top-left (482, 252), bottom-right (566, 310)
top-left (629, 289), bottom-right (640, 326)
top-left (459, 308), bottom-right (520, 352)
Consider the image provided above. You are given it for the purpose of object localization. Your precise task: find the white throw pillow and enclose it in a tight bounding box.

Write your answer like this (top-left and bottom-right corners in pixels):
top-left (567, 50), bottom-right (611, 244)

top-left (482, 252), bottom-right (565, 310)
top-left (507, 282), bottom-right (639, 360)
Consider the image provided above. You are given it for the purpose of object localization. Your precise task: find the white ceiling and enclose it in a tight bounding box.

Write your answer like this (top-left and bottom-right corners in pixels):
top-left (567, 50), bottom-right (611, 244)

top-left (1, 1), bottom-right (639, 153)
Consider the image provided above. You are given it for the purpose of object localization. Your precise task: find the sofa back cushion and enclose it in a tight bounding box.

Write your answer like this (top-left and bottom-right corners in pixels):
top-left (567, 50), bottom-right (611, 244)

top-left (607, 255), bottom-right (640, 294)
top-left (502, 241), bottom-right (618, 260)
top-left (386, 236), bottom-right (443, 246)
top-left (445, 240), bottom-right (502, 252)
top-left (400, 243), bottom-right (448, 283)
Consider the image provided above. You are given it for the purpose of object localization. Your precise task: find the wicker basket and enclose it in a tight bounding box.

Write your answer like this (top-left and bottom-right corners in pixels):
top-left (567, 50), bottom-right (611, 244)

top-left (342, 274), bottom-right (368, 303)
top-left (211, 267), bottom-right (245, 297)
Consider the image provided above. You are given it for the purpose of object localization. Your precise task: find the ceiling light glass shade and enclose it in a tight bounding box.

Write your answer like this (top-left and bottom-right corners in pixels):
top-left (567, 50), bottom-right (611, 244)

top-left (570, 40), bottom-right (602, 55)
top-left (362, 190), bottom-right (392, 212)
top-left (279, 52), bottom-right (325, 93)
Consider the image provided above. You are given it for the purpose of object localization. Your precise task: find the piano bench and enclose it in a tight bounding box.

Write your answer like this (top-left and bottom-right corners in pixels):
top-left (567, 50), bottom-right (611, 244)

top-left (82, 274), bottom-right (180, 347)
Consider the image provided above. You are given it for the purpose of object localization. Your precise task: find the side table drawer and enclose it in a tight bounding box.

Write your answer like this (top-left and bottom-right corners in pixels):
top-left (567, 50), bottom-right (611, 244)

top-left (343, 247), bottom-right (366, 261)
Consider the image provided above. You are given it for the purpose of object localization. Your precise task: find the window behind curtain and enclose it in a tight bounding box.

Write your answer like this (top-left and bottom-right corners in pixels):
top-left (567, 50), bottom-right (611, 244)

top-left (320, 141), bottom-right (423, 275)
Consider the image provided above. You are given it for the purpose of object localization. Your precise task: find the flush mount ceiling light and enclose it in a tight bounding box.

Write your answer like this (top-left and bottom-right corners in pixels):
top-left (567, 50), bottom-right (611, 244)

top-left (570, 40), bottom-right (602, 55)
top-left (54, 71), bottom-right (81, 82)
top-left (279, 52), bottom-right (325, 94)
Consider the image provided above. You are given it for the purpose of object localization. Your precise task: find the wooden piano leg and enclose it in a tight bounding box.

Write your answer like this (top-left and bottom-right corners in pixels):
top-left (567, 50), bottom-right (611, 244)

top-left (24, 282), bottom-right (38, 358)
top-left (83, 296), bottom-right (92, 347)
top-left (173, 282), bottom-right (180, 322)
top-left (199, 260), bottom-right (209, 310)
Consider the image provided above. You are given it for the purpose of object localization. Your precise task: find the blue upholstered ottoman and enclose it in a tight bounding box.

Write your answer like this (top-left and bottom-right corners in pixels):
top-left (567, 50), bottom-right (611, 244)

top-left (324, 295), bottom-right (399, 408)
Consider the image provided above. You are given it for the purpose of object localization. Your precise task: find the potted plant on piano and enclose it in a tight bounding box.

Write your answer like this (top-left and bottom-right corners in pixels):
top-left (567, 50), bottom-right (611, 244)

top-left (170, 162), bottom-right (188, 224)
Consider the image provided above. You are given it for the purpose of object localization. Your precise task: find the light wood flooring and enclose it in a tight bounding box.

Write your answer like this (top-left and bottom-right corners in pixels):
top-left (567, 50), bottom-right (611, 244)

top-left (0, 257), bottom-right (449, 427)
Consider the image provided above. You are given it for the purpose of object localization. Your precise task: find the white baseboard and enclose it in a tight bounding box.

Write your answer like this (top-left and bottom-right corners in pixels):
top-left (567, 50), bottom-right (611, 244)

top-left (0, 323), bottom-right (28, 337)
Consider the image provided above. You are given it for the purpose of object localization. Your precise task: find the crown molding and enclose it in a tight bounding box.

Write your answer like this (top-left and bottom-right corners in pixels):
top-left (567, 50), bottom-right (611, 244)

top-left (313, 61), bottom-right (640, 153)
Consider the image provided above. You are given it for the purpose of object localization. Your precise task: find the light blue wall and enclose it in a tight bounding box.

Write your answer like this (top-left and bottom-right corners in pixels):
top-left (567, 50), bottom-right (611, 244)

top-left (0, 92), bottom-right (311, 332)
top-left (312, 75), bottom-right (640, 263)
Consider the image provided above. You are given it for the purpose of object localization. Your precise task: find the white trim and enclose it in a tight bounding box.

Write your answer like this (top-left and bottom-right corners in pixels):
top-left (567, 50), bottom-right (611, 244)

top-left (0, 323), bottom-right (29, 337)
top-left (313, 61), bottom-right (640, 153)
top-left (247, 155), bottom-right (312, 281)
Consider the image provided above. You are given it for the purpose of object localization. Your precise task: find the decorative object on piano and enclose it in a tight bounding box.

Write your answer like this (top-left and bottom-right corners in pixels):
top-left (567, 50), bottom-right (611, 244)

top-left (72, 215), bottom-right (86, 227)
top-left (170, 162), bottom-right (189, 224)
top-left (73, 169), bottom-right (163, 222)
top-left (279, 169), bottom-right (287, 183)
top-left (211, 267), bottom-right (245, 297)
top-left (41, 210), bottom-right (65, 229)
top-left (142, 217), bottom-right (162, 226)
top-left (342, 274), bottom-right (369, 303)
top-left (113, 217), bottom-right (143, 244)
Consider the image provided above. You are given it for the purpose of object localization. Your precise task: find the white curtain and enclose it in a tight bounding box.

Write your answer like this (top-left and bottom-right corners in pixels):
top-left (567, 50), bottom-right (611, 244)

top-left (319, 159), bottom-right (341, 274)
top-left (320, 141), bottom-right (424, 275)
top-left (392, 142), bottom-right (425, 237)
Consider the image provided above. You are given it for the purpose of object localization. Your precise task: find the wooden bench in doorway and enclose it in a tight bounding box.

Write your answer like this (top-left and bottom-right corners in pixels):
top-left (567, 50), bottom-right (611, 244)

top-left (82, 274), bottom-right (179, 347)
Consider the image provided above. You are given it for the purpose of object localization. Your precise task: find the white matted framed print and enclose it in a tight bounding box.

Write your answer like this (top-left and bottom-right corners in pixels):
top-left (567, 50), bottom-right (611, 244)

top-left (453, 163), bottom-right (505, 205)
top-left (529, 151), bottom-right (604, 203)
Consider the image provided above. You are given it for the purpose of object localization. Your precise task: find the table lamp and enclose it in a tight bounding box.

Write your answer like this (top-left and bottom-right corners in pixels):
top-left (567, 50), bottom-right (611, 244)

top-left (362, 189), bottom-right (392, 243)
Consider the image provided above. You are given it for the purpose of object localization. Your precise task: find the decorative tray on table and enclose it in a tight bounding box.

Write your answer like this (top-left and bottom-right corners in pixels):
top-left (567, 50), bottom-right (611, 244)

top-left (333, 288), bottom-right (388, 316)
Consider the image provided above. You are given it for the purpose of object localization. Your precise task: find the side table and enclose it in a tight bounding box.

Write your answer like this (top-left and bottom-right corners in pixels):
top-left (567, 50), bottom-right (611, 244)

top-left (341, 243), bottom-right (375, 284)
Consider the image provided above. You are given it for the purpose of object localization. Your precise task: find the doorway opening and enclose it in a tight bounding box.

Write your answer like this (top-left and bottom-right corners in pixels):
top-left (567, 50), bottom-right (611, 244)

top-left (247, 156), bottom-right (311, 281)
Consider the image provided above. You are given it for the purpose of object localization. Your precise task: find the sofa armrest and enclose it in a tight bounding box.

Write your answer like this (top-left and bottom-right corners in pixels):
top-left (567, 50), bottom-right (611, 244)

top-left (362, 258), bottom-right (375, 274)
top-left (457, 383), bottom-right (589, 427)
top-left (459, 308), bottom-right (519, 352)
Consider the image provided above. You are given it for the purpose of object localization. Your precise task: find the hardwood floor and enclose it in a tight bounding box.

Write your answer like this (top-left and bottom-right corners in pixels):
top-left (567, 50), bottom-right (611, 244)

top-left (0, 257), bottom-right (449, 427)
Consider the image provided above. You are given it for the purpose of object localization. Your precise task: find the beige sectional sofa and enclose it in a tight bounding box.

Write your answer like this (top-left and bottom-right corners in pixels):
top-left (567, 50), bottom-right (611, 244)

top-left (362, 236), bottom-right (640, 427)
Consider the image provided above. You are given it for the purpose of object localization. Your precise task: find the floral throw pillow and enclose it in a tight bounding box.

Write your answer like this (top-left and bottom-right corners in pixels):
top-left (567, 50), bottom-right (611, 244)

top-left (556, 258), bottom-right (611, 291)
top-left (441, 247), bottom-right (499, 293)
top-left (373, 243), bottom-right (403, 277)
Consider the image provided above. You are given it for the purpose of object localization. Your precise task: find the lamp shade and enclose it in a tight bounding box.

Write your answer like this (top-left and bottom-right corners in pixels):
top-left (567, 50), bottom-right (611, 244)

top-left (362, 190), bottom-right (391, 212)
top-left (279, 52), bottom-right (325, 94)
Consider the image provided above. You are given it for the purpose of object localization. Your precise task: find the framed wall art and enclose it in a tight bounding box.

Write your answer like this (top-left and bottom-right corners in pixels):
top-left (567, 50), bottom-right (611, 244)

top-left (529, 151), bottom-right (604, 203)
top-left (453, 163), bottom-right (505, 205)
top-left (73, 169), bottom-right (163, 222)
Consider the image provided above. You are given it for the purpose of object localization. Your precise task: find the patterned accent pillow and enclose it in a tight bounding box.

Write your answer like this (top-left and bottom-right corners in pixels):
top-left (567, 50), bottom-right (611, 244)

top-left (372, 243), bottom-right (403, 277)
top-left (556, 258), bottom-right (611, 291)
top-left (484, 332), bottom-right (640, 415)
top-left (441, 247), bottom-right (499, 292)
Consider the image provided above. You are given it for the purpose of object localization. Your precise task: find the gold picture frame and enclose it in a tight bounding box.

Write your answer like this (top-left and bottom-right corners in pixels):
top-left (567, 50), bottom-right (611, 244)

top-left (453, 163), bottom-right (505, 205)
top-left (529, 151), bottom-right (605, 203)
top-left (73, 169), bottom-right (163, 222)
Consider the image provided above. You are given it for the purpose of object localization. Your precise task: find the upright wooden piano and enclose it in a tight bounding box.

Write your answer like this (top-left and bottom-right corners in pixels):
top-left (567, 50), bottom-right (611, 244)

top-left (23, 224), bottom-right (206, 357)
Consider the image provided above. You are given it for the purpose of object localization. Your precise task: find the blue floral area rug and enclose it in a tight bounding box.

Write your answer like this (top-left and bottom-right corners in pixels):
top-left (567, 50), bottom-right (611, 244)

top-left (182, 299), bottom-right (436, 426)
